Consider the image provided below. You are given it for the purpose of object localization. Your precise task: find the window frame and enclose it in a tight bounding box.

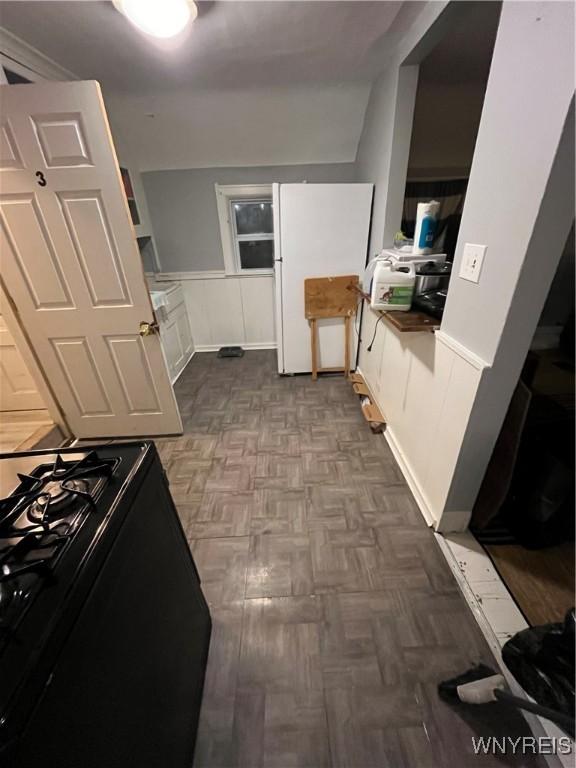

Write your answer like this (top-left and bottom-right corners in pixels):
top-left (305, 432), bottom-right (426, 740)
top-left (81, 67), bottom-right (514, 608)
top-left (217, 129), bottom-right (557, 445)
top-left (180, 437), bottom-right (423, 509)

top-left (229, 198), bottom-right (274, 274)
top-left (215, 183), bottom-right (274, 276)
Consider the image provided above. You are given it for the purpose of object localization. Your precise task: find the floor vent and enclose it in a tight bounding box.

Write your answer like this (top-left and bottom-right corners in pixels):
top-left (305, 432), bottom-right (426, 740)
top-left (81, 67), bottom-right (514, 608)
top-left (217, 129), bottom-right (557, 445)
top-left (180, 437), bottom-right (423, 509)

top-left (217, 346), bottom-right (245, 358)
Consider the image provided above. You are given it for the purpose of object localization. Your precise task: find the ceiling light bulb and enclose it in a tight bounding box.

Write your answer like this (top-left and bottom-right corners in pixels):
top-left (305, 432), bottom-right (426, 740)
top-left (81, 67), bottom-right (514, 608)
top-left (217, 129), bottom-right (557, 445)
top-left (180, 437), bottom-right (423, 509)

top-left (117, 0), bottom-right (197, 39)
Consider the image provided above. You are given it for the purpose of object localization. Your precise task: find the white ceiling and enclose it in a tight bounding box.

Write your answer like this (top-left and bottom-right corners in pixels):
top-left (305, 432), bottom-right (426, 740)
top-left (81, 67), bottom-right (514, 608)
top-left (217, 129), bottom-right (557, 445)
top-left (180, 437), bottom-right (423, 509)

top-left (0, 1), bottom-right (408, 170)
top-left (0, 1), bottom-right (403, 92)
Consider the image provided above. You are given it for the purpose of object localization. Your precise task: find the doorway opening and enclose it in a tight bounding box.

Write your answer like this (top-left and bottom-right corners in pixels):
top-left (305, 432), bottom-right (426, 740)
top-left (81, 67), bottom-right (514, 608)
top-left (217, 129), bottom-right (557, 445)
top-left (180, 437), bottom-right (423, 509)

top-left (400, 1), bottom-right (501, 320)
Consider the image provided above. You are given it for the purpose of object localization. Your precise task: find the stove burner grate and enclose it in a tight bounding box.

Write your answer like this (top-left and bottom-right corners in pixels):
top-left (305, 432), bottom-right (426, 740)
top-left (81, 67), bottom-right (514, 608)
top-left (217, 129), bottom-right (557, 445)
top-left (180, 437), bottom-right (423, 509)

top-left (0, 449), bottom-right (119, 633)
top-left (0, 451), bottom-right (116, 534)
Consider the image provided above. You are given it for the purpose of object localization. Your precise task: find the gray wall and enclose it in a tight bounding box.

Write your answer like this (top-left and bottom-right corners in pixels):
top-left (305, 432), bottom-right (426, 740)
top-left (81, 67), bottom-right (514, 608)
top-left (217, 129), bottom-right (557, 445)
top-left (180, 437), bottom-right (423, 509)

top-left (441, 1), bottom-right (575, 363)
top-left (142, 163), bottom-right (356, 273)
top-left (441, 1), bottom-right (574, 518)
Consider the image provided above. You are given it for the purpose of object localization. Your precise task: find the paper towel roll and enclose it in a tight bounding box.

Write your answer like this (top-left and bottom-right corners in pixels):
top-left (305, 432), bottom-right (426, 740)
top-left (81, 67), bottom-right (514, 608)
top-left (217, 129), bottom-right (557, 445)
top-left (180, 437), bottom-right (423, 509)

top-left (413, 200), bottom-right (440, 255)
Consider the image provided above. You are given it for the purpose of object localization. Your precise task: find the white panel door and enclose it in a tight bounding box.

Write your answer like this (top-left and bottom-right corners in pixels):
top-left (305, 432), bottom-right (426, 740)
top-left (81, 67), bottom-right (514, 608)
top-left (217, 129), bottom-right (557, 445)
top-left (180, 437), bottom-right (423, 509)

top-left (0, 313), bottom-right (45, 411)
top-left (279, 183), bottom-right (373, 374)
top-left (0, 81), bottom-right (182, 437)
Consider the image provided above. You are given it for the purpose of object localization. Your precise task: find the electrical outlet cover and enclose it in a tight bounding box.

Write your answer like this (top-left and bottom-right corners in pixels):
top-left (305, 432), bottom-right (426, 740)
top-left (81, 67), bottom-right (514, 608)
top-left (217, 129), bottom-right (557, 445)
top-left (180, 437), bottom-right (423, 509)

top-left (460, 243), bottom-right (486, 283)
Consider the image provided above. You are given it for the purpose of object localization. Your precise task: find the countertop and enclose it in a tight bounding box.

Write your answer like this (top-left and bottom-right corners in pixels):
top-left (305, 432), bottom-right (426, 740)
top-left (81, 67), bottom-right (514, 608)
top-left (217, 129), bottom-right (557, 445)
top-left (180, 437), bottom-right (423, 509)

top-left (352, 285), bottom-right (440, 332)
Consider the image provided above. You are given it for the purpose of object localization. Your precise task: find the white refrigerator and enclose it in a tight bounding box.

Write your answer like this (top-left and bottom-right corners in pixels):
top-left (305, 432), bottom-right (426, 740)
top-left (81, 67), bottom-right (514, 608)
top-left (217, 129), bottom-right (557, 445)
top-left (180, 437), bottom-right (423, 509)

top-left (273, 183), bottom-right (374, 375)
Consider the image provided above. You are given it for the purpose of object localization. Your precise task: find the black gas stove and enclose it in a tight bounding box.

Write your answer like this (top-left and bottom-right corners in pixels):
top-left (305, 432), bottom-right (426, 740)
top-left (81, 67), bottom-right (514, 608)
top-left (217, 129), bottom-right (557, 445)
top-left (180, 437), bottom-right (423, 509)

top-left (0, 442), bottom-right (211, 768)
top-left (0, 451), bottom-right (118, 632)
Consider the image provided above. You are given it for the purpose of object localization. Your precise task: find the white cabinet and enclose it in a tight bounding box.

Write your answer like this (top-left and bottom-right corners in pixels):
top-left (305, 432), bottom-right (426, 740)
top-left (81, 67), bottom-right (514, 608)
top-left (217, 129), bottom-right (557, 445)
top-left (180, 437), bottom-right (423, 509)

top-left (175, 304), bottom-right (194, 362)
top-left (150, 283), bottom-right (194, 383)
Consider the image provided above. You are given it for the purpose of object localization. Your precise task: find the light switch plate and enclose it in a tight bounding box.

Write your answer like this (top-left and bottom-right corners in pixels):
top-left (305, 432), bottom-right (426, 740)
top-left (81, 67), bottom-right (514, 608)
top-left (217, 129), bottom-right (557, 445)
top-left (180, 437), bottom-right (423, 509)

top-left (460, 243), bottom-right (486, 283)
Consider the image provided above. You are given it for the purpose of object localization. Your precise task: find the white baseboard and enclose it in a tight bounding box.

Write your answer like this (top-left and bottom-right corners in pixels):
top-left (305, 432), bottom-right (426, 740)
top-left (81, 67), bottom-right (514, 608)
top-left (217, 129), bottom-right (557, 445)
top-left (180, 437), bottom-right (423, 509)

top-left (194, 342), bottom-right (277, 352)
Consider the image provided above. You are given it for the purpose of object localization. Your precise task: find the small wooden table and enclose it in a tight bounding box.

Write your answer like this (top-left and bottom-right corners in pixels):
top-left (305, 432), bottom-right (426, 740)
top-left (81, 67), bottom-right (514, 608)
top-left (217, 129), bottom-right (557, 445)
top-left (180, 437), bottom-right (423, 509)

top-left (304, 275), bottom-right (359, 380)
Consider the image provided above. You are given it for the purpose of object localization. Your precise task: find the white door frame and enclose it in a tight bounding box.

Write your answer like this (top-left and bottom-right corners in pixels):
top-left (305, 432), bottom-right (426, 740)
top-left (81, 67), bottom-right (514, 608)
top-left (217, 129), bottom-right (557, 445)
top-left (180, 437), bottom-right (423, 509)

top-left (272, 183), bottom-right (284, 374)
top-left (0, 27), bottom-right (77, 84)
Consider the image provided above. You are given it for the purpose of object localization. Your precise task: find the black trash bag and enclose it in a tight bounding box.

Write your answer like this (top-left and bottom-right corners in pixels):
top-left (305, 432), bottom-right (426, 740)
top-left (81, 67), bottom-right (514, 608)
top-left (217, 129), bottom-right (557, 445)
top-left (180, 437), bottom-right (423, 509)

top-left (502, 609), bottom-right (575, 722)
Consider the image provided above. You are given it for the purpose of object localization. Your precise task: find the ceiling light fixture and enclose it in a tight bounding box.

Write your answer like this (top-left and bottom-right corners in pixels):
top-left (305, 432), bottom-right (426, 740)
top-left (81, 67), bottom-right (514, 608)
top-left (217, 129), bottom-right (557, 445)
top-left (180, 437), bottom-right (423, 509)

top-left (115, 0), bottom-right (197, 39)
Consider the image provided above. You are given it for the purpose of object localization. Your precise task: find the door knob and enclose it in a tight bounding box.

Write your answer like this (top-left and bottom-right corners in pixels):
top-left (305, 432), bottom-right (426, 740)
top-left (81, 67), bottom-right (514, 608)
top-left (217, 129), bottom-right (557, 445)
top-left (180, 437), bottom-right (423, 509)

top-left (139, 320), bottom-right (159, 336)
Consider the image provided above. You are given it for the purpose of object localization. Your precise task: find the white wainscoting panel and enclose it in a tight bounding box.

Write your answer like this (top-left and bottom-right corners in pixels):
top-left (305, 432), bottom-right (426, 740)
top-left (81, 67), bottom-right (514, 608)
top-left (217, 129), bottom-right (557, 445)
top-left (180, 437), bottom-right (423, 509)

top-left (394, 335), bottom-right (454, 495)
top-left (168, 273), bottom-right (276, 352)
top-left (424, 352), bottom-right (484, 522)
top-left (181, 283), bottom-right (213, 347)
top-left (239, 276), bottom-right (276, 346)
top-left (358, 304), bottom-right (486, 530)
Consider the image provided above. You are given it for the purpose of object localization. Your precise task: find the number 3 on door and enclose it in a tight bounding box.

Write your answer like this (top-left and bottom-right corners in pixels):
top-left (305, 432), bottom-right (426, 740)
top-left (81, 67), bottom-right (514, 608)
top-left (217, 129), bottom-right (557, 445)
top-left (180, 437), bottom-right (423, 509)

top-left (35, 171), bottom-right (47, 187)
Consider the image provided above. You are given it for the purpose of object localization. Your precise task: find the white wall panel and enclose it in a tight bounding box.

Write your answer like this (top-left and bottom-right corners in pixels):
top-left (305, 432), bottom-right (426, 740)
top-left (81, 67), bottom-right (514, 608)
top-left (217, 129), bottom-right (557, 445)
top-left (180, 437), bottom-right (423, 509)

top-left (181, 281), bottom-right (212, 349)
top-left (206, 279), bottom-right (244, 347)
top-left (397, 335), bottom-right (453, 490)
top-left (178, 274), bottom-right (276, 351)
top-left (376, 323), bottom-right (410, 421)
top-left (357, 307), bottom-right (379, 388)
top-left (240, 277), bottom-right (276, 347)
top-left (359, 305), bottom-right (484, 530)
top-left (424, 352), bottom-right (482, 517)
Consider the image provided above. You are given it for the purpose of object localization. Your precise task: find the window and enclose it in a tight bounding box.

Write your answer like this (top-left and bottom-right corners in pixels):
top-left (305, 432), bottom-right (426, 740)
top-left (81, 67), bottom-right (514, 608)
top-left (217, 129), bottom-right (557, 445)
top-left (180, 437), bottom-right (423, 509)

top-left (215, 184), bottom-right (274, 275)
top-left (230, 199), bottom-right (274, 272)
